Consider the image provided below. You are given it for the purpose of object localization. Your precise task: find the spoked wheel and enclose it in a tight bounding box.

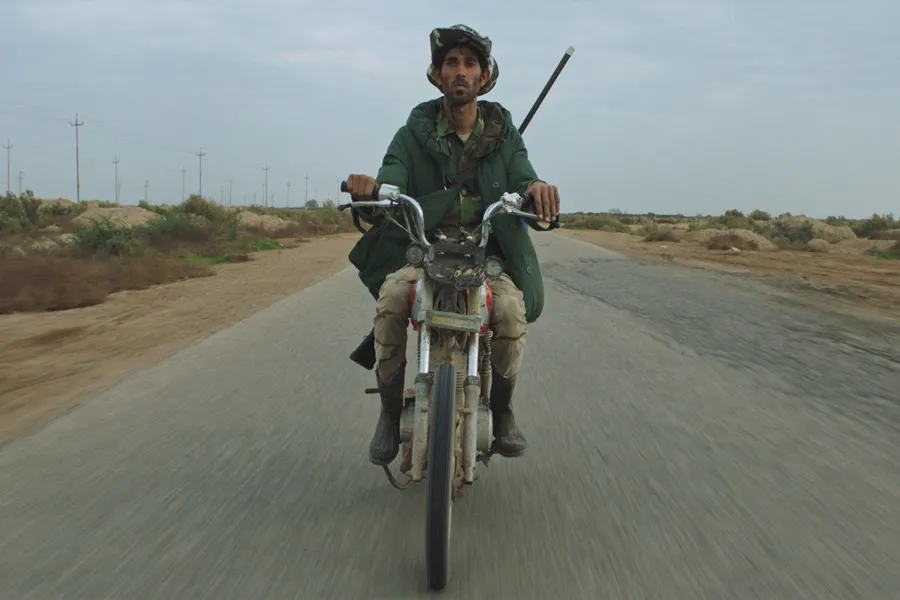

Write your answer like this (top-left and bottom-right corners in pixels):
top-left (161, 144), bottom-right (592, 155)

top-left (425, 362), bottom-right (457, 590)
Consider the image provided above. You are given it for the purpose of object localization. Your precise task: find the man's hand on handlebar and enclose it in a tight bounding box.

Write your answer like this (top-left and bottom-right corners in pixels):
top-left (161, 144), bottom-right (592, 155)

top-left (525, 181), bottom-right (560, 223)
top-left (344, 174), bottom-right (378, 201)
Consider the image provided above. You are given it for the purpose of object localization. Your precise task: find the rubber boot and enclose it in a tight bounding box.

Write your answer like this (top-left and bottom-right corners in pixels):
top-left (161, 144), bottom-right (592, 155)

top-left (489, 374), bottom-right (528, 457)
top-left (368, 371), bottom-right (404, 465)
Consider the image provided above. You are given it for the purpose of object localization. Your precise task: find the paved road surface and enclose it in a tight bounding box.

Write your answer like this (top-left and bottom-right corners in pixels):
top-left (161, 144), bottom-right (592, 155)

top-left (2, 234), bottom-right (899, 599)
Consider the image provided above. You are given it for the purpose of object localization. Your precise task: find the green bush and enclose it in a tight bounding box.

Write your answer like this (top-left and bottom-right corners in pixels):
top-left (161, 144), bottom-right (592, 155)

top-left (852, 213), bottom-right (896, 239)
top-left (755, 220), bottom-right (816, 245)
top-left (73, 218), bottom-right (137, 256)
top-left (140, 211), bottom-right (215, 245)
top-left (0, 191), bottom-right (41, 232)
top-left (178, 194), bottom-right (226, 221)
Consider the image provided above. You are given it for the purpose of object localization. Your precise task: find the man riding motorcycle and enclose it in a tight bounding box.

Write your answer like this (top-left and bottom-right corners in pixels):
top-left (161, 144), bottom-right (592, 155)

top-left (344, 24), bottom-right (561, 467)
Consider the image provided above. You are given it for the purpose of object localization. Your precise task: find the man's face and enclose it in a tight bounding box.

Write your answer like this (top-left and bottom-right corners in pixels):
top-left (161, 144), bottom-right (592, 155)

top-left (433, 46), bottom-right (489, 106)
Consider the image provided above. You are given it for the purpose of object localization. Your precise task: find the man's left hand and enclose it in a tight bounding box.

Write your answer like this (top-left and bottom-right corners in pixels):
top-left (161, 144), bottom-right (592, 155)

top-left (526, 181), bottom-right (560, 222)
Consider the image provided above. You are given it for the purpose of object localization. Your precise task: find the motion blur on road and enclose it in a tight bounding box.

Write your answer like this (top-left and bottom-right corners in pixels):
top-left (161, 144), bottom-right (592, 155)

top-left (1, 234), bottom-right (899, 599)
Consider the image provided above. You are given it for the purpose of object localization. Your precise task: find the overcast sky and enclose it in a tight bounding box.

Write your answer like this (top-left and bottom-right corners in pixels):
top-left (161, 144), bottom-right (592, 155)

top-left (1, 0), bottom-right (897, 218)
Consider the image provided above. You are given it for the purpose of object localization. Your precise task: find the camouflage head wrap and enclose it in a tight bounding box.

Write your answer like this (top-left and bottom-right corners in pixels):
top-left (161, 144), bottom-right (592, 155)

top-left (427, 24), bottom-right (499, 96)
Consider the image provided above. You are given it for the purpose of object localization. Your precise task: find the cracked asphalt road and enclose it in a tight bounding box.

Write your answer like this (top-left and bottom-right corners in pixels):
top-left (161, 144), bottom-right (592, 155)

top-left (1, 234), bottom-right (898, 599)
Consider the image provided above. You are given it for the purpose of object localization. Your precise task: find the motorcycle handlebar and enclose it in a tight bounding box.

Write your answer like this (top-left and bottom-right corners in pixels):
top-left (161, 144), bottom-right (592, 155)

top-left (338, 180), bottom-right (560, 230)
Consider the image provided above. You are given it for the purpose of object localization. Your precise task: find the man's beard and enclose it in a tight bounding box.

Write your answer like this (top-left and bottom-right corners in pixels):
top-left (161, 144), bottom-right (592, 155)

top-left (444, 81), bottom-right (479, 106)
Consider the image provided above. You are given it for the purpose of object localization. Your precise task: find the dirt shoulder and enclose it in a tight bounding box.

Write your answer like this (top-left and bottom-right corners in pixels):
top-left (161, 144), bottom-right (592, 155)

top-left (560, 228), bottom-right (900, 323)
top-left (0, 234), bottom-right (359, 444)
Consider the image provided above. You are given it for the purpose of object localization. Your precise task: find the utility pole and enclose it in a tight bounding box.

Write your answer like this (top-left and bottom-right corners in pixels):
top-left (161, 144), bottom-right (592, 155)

top-left (195, 148), bottom-right (205, 198)
top-left (71, 114), bottom-right (83, 204)
top-left (3, 139), bottom-right (12, 194)
top-left (228, 179), bottom-right (233, 206)
top-left (17, 170), bottom-right (24, 194)
top-left (304, 174), bottom-right (310, 205)
top-left (144, 180), bottom-right (149, 203)
top-left (286, 182), bottom-right (291, 207)
top-left (220, 186), bottom-right (224, 205)
top-left (262, 165), bottom-right (270, 208)
top-left (113, 156), bottom-right (120, 203)
top-left (180, 165), bottom-right (186, 201)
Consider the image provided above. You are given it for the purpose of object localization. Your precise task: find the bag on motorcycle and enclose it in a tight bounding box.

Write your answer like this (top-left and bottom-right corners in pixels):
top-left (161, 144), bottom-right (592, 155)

top-left (347, 185), bottom-right (544, 325)
top-left (348, 187), bottom-right (459, 300)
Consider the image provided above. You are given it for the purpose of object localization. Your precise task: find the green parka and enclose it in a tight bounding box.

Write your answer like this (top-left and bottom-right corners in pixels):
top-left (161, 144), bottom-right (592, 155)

top-left (348, 97), bottom-right (548, 323)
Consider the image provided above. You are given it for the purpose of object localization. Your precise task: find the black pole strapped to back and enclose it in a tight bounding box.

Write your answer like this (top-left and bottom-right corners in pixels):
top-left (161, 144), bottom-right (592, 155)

top-left (518, 46), bottom-right (575, 135)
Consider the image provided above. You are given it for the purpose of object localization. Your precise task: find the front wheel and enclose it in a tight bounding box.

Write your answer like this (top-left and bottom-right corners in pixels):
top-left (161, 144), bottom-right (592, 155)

top-left (425, 362), bottom-right (457, 590)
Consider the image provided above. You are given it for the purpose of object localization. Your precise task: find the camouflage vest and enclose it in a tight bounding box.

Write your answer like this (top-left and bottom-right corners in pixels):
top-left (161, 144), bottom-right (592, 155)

top-left (434, 106), bottom-right (505, 236)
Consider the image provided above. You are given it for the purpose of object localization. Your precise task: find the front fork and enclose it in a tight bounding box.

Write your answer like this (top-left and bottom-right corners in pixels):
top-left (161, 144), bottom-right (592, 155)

top-left (407, 278), bottom-right (488, 485)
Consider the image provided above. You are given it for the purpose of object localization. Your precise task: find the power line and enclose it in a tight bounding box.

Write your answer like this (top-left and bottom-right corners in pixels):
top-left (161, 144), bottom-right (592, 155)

top-left (2, 139), bottom-right (12, 195)
top-left (113, 156), bottom-right (120, 203)
top-left (70, 114), bottom-right (83, 204)
top-left (195, 148), bottom-right (205, 198)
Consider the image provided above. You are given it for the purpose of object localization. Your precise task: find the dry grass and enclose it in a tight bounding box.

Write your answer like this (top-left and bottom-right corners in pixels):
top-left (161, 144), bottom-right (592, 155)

top-left (0, 192), bottom-right (357, 314)
top-left (0, 253), bottom-right (213, 314)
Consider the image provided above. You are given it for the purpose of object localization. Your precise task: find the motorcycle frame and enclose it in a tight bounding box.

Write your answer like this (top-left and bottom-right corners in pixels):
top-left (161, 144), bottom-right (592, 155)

top-left (341, 184), bottom-right (547, 491)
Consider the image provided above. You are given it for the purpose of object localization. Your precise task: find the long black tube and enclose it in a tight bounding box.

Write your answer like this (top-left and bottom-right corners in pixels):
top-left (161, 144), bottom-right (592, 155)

top-left (518, 46), bottom-right (575, 134)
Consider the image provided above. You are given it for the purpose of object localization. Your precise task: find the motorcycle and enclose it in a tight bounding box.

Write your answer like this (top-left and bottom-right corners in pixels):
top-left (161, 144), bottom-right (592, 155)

top-left (338, 181), bottom-right (559, 590)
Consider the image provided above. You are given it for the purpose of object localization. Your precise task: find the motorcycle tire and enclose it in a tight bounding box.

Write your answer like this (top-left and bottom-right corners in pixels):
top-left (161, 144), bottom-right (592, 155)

top-left (425, 362), bottom-right (456, 590)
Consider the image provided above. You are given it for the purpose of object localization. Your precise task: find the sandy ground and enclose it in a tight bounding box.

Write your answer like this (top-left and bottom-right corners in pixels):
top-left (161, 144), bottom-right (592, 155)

top-left (0, 233), bottom-right (359, 444)
top-left (561, 228), bottom-right (900, 323)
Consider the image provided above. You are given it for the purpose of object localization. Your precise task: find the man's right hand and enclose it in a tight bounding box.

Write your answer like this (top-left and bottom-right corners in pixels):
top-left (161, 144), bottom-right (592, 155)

top-left (345, 174), bottom-right (378, 201)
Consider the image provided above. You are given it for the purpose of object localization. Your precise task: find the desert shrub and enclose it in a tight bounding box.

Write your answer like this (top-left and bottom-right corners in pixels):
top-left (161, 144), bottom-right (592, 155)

top-left (643, 228), bottom-right (680, 242)
top-left (869, 229), bottom-right (900, 241)
top-left (853, 213), bottom-right (897, 239)
top-left (178, 194), bottom-right (226, 222)
top-left (748, 209), bottom-right (771, 221)
top-left (140, 211), bottom-right (216, 246)
top-left (707, 233), bottom-right (759, 251)
top-left (754, 220), bottom-right (815, 245)
top-left (565, 214), bottom-right (630, 233)
top-left (42, 202), bottom-right (77, 217)
top-left (73, 218), bottom-right (137, 256)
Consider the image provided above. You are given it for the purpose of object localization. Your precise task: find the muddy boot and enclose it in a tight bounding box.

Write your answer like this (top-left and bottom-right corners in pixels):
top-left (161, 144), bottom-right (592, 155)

top-left (368, 371), bottom-right (404, 465)
top-left (489, 374), bottom-right (528, 457)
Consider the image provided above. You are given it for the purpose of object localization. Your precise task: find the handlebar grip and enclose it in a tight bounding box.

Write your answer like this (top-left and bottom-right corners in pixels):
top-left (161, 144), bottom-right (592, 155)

top-left (339, 180), bottom-right (379, 200)
top-left (522, 192), bottom-right (561, 230)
